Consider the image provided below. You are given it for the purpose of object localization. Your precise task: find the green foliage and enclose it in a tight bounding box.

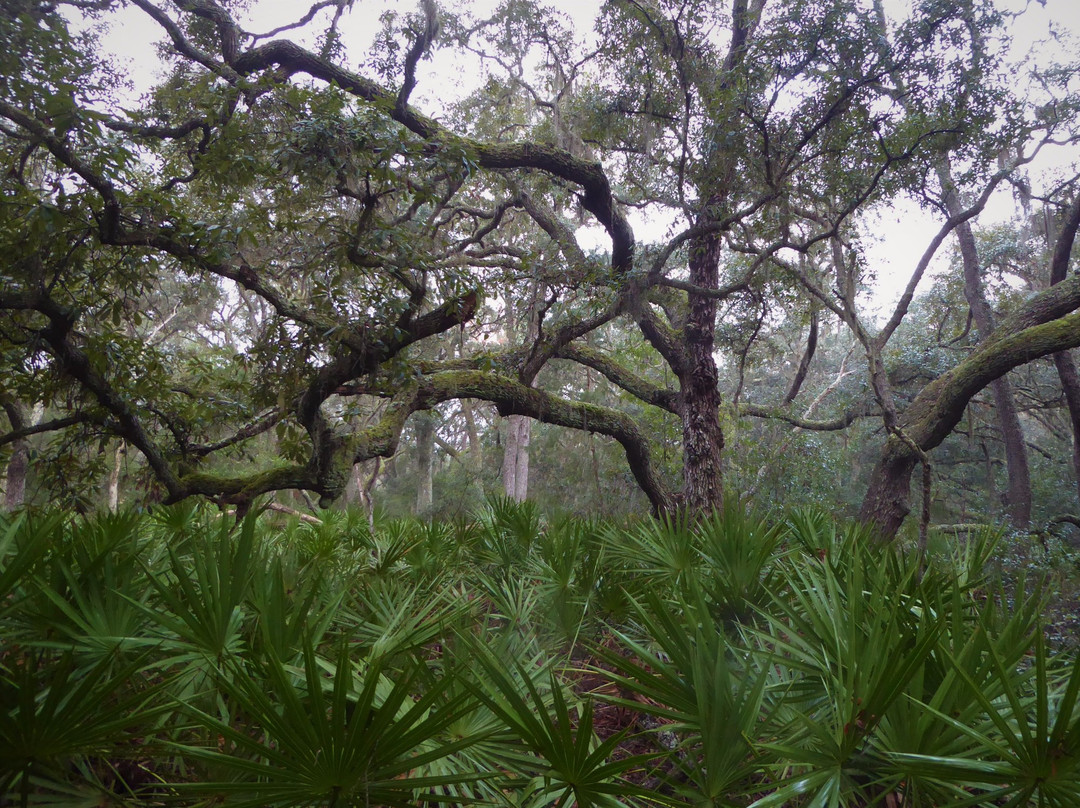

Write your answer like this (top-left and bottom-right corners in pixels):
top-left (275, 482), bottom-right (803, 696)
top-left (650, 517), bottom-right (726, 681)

top-left (173, 643), bottom-right (484, 808)
top-left (0, 649), bottom-right (166, 806)
top-left (470, 644), bottom-right (651, 808)
top-left (1, 502), bottom-right (1080, 806)
top-left (597, 588), bottom-right (773, 805)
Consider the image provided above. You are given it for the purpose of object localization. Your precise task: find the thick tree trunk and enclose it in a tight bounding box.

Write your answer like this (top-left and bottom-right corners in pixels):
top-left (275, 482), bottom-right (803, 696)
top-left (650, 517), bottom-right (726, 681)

top-left (514, 418), bottom-right (530, 501)
top-left (356, 459), bottom-right (380, 530)
top-left (499, 273), bottom-right (536, 504)
top-left (858, 441), bottom-right (920, 539)
top-left (415, 412), bottom-right (434, 514)
top-left (680, 226), bottom-right (725, 514)
top-left (501, 414), bottom-right (530, 501)
top-left (107, 441), bottom-right (125, 512)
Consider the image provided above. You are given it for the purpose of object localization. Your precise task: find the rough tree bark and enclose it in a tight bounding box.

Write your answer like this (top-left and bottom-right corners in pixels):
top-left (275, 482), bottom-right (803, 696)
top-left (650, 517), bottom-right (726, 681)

top-left (679, 225), bottom-right (726, 513)
top-left (647, 0), bottom-right (758, 516)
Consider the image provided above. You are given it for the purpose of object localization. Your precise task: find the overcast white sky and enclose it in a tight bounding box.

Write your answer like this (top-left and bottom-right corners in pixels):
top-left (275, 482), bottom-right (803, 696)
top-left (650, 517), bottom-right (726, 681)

top-left (92, 0), bottom-right (1080, 313)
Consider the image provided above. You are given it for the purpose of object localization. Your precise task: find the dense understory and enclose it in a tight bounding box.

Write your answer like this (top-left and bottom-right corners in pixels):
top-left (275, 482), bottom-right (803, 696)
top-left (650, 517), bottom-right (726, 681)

top-left (1, 502), bottom-right (1080, 807)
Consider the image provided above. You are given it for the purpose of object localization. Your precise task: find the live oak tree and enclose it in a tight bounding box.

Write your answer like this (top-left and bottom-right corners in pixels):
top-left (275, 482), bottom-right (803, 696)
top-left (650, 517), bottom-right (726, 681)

top-left (1, 0), bottom-right (1079, 536)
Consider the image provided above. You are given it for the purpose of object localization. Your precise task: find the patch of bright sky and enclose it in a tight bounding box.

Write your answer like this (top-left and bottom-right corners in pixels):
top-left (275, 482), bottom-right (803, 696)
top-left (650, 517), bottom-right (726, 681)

top-left (93, 0), bottom-right (1078, 316)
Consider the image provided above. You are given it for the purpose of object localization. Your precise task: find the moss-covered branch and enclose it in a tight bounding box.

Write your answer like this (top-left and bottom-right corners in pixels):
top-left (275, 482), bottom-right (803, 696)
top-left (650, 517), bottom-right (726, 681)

top-left (554, 344), bottom-right (680, 414)
top-left (415, 370), bottom-right (673, 512)
top-left (861, 278), bottom-right (1080, 538)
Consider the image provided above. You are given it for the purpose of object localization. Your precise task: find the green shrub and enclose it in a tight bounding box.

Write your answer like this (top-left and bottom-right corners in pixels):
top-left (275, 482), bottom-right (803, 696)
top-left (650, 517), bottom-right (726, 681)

top-left (1, 502), bottom-right (1079, 806)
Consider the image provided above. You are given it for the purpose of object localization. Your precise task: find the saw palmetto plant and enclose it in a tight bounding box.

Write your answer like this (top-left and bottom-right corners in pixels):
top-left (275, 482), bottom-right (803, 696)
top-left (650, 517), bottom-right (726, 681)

top-left (1, 503), bottom-right (1079, 807)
